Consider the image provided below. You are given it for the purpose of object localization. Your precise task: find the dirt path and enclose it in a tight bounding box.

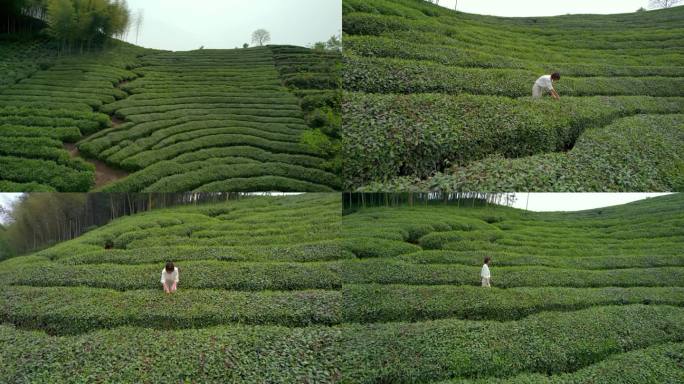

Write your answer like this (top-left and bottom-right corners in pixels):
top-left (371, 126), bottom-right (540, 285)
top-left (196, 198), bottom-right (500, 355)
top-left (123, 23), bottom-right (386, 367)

top-left (64, 143), bottom-right (129, 189)
top-left (111, 115), bottom-right (125, 127)
top-left (59, 78), bottom-right (136, 189)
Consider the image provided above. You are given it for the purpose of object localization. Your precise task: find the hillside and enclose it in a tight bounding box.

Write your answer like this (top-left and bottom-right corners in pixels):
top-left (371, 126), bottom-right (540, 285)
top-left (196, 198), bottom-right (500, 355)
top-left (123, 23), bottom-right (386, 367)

top-left (1, 192), bottom-right (683, 381)
top-left (0, 38), bottom-right (341, 192)
top-left (342, 0), bottom-right (684, 191)
top-left (0, 193), bottom-right (345, 382)
top-left (339, 193), bottom-right (684, 382)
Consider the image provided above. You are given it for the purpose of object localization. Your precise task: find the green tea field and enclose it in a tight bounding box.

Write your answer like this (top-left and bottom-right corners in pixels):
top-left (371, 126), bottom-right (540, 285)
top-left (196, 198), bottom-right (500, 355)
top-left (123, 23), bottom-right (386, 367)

top-left (339, 193), bottom-right (684, 382)
top-left (0, 193), bottom-right (345, 382)
top-left (342, 0), bottom-right (684, 191)
top-left (0, 39), bottom-right (340, 192)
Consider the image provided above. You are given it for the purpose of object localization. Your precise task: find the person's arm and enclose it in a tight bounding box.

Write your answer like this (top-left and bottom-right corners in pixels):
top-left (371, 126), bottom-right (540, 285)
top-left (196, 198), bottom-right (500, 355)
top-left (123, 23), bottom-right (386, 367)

top-left (174, 268), bottom-right (179, 283)
top-left (550, 88), bottom-right (560, 100)
top-left (161, 270), bottom-right (165, 284)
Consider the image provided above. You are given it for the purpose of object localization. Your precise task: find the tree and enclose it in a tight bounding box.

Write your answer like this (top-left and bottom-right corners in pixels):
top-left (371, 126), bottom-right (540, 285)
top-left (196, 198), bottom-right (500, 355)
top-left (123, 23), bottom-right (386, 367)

top-left (46, 0), bottom-right (130, 54)
top-left (47, 0), bottom-right (75, 53)
top-left (251, 28), bottom-right (270, 46)
top-left (242, 43), bottom-right (248, 48)
top-left (649, 0), bottom-right (682, 8)
top-left (636, 7), bottom-right (647, 12)
top-left (326, 33), bottom-right (341, 51)
top-left (133, 7), bottom-right (143, 44)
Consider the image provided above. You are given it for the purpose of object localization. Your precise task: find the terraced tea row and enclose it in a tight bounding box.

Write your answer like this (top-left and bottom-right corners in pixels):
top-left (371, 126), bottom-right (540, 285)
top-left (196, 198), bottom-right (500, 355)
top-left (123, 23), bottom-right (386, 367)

top-left (271, 45), bottom-right (342, 174)
top-left (342, 0), bottom-right (684, 191)
top-left (339, 193), bottom-right (684, 382)
top-left (0, 193), bottom-right (339, 340)
top-left (344, 93), bottom-right (684, 189)
top-left (0, 37), bottom-right (56, 90)
top-left (2, 305), bottom-right (681, 382)
top-left (80, 47), bottom-right (340, 192)
top-left (0, 42), bottom-right (147, 191)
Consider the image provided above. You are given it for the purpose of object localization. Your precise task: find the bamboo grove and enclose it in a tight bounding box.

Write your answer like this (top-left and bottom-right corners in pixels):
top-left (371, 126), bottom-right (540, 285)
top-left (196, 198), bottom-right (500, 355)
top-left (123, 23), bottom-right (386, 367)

top-left (1, 0), bottom-right (131, 53)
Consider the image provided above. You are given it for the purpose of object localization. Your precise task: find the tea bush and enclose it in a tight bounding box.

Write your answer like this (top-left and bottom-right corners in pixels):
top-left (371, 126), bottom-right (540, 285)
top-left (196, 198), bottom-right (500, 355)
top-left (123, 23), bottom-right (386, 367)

top-left (341, 193), bottom-right (684, 382)
top-left (344, 92), bottom-right (683, 187)
top-left (0, 40), bottom-right (148, 191)
top-left (342, 0), bottom-right (684, 190)
top-left (78, 46), bottom-right (341, 192)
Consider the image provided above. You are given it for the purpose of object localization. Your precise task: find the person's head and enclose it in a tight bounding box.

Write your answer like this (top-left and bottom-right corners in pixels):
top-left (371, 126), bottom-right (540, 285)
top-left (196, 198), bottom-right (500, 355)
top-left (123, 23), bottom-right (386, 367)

top-left (551, 72), bottom-right (561, 81)
top-left (104, 240), bottom-right (113, 250)
top-left (484, 256), bottom-right (491, 265)
top-left (165, 261), bottom-right (175, 273)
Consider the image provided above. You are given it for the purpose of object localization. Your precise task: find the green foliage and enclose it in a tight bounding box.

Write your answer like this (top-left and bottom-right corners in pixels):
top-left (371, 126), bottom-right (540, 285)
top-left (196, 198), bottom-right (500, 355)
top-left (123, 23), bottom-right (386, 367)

top-left (344, 92), bottom-right (683, 188)
top-left (343, 0), bottom-right (684, 190)
top-left (46, 0), bottom-right (131, 54)
top-left (381, 114), bottom-right (684, 191)
top-left (76, 47), bottom-right (341, 192)
top-left (344, 284), bottom-right (684, 322)
top-left (0, 40), bottom-right (149, 191)
top-left (340, 305), bottom-right (684, 382)
top-left (0, 323), bottom-right (342, 382)
top-left (341, 193), bottom-right (684, 380)
top-left (451, 342), bottom-right (684, 383)
top-left (0, 286), bottom-right (342, 334)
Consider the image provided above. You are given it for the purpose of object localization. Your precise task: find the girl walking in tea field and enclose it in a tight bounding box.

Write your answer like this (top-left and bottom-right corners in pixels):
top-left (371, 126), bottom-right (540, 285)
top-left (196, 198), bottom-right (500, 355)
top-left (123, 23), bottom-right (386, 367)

top-left (481, 257), bottom-right (491, 287)
top-left (161, 261), bottom-right (179, 294)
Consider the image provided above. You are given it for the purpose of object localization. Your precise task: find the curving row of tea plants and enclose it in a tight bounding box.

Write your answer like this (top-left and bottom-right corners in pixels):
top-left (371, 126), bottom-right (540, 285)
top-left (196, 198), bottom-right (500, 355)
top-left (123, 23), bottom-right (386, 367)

top-left (80, 46), bottom-right (341, 192)
top-left (0, 39), bottom-right (149, 192)
top-left (0, 37), bottom-right (341, 192)
top-left (0, 193), bottom-right (346, 382)
top-left (339, 193), bottom-right (684, 382)
top-left (342, 0), bottom-right (684, 191)
top-left (1, 192), bottom-right (683, 381)
top-left (0, 36), bottom-right (56, 90)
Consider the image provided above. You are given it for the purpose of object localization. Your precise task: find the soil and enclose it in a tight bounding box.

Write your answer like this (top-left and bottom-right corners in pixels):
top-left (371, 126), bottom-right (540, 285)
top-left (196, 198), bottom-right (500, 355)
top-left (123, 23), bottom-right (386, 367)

top-left (63, 143), bottom-right (129, 189)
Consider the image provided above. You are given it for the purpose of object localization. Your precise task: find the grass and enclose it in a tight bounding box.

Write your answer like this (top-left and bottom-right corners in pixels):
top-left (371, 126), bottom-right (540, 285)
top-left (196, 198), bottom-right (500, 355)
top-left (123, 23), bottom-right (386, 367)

top-left (342, 0), bottom-right (684, 191)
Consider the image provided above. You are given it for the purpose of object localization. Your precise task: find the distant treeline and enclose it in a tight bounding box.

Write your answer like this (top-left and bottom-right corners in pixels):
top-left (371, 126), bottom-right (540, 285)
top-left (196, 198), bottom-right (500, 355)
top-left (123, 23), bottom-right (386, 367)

top-left (343, 192), bottom-right (516, 214)
top-left (0, 192), bottom-right (254, 259)
top-left (1, 0), bottom-right (130, 53)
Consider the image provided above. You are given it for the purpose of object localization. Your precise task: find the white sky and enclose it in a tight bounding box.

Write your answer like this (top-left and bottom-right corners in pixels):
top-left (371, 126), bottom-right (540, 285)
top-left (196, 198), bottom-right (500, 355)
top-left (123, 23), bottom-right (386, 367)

top-left (122, 0), bottom-right (341, 51)
top-left (0, 193), bottom-right (21, 224)
top-left (511, 193), bottom-right (673, 212)
top-left (437, 0), bottom-right (651, 17)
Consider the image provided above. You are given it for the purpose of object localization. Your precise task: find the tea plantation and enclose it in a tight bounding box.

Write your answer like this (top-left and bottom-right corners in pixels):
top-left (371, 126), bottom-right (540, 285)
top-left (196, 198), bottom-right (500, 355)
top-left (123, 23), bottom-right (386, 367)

top-left (339, 193), bottom-right (684, 382)
top-left (0, 40), bottom-right (146, 192)
top-left (0, 38), bottom-right (341, 192)
top-left (0, 193), bottom-right (346, 382)
top-left (342, 0), bottom-right (684, 191)
top-left (82, 46), bottom-right (341, 192)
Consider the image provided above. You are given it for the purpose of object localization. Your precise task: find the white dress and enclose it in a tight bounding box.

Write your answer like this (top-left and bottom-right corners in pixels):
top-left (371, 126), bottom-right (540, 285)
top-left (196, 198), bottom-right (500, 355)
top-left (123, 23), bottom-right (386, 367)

top-left (161, 267), bottom-right (179, 286)
top-left (480, 264), bottom-right (491, 287)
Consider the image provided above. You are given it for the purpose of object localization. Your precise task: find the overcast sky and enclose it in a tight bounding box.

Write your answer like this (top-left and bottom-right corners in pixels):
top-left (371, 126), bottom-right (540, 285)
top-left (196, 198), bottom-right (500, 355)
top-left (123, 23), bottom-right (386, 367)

top-left (121, 0), bottom-right (341, 51)
top-left (511, 193), bottom-right (673, 212)
top-left (437, 0), bottom-right (652, 17)
top-left (0, 193), bottom-right (21, 224)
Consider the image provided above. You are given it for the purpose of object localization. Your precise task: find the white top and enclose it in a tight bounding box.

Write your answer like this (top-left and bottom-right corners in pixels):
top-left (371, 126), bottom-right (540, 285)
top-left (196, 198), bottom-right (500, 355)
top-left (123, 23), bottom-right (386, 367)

top-left (481, 264), bottom-right (491, 279)
top-left (161, 267), bottom-right (179, 284)
top-left (534, 75), bottom-right (554, 91)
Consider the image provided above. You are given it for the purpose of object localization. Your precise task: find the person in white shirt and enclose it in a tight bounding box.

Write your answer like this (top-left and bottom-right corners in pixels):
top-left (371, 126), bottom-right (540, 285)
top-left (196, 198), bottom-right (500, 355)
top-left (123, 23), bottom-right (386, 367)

top-left (161, 261), bottom-right (179, 294)
top-left (532, 72), bottom-right (561, 100)
top-left (481, 257), bottom-right (491, 287)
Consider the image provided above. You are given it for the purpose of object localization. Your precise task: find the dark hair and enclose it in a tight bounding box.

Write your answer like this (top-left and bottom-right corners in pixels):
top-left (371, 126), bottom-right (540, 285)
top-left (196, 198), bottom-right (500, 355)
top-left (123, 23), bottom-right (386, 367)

top-left (104, 240), bottom-right (113, 250)
top-left (551, 72), bottom-right (561, 80)
top-left (165, 261), bottom-right (175, 272)
top-left (484, 257), bottom-right (491, 264)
